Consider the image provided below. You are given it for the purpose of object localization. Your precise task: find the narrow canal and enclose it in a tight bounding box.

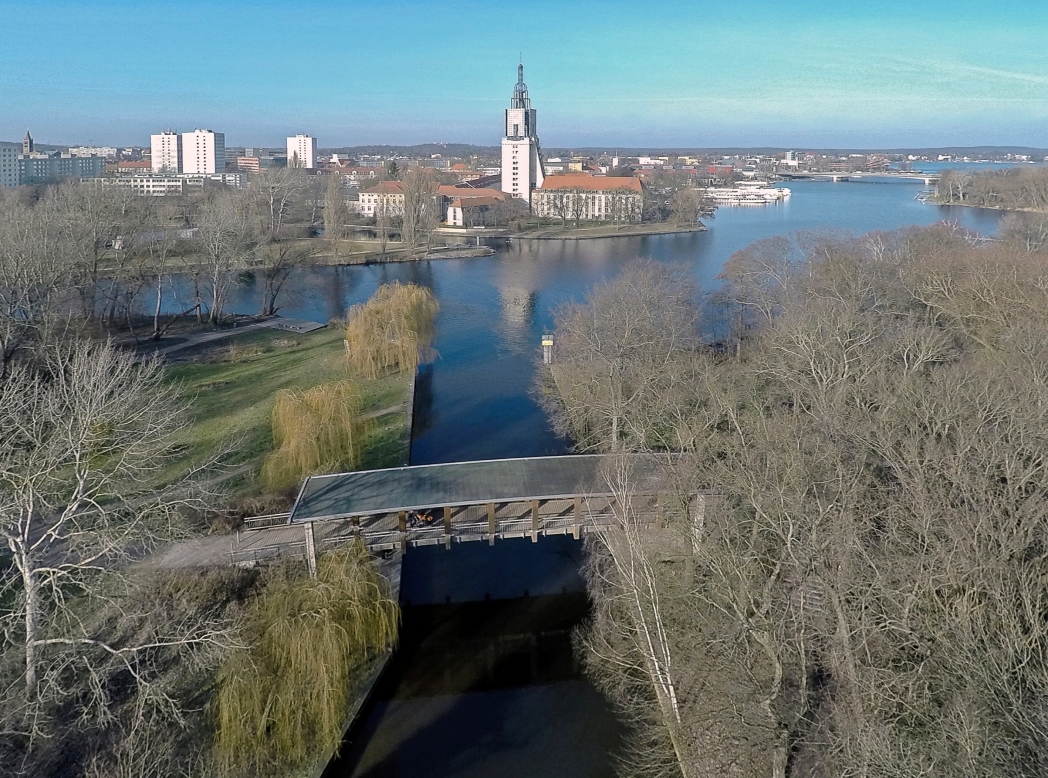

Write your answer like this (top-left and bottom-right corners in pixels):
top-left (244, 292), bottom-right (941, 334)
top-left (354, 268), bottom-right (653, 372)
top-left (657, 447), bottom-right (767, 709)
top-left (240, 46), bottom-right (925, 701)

top-left (171, 176), bottom-right (1007, 777)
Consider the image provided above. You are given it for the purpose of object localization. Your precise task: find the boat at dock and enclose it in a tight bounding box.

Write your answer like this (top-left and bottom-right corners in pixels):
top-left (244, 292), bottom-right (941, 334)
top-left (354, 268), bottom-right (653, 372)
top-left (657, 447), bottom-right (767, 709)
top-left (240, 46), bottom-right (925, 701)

top-left (704, 183), bottom-right (791, 205)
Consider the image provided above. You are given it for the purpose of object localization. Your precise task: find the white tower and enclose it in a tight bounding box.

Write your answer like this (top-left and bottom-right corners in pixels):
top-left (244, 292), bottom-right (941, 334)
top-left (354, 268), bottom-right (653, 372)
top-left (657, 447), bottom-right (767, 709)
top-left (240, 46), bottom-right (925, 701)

top-left (287, 134), bottom-right (317, 169)
top-left (501, 64), bottom-right (544, 205)
top-left (182, 129), bottom-right (225, 174)
top-left (151, 131), bottom-right (182, 173)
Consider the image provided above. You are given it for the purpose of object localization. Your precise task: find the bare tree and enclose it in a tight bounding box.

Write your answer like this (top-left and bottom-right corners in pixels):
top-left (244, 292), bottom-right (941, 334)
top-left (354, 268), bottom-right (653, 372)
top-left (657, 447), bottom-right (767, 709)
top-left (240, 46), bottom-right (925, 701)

top-left (540, 260), bottom-right (697, 452)
top-left (0, 342), bottom-right (229, 728)
top-left (401, 167), bottom-right (438, 258)
top-left (192, 188), bottom-right (252, 325)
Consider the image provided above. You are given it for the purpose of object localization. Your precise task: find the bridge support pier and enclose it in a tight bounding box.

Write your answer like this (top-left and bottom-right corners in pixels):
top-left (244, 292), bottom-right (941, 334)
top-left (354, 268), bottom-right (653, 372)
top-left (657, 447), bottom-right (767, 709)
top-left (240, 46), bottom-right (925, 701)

top-left (304, 522), bottom-right (317, 579)
top-left (573, 496), bottom-right (581, 540)
top-left (531, 500), bottom-right (540, 542)
top-left (398, 511), bottom-right (407, 551)
top-left (487, 503), bottom-right (496, 545)
top-left (444, 506), bottom-right (452, 549)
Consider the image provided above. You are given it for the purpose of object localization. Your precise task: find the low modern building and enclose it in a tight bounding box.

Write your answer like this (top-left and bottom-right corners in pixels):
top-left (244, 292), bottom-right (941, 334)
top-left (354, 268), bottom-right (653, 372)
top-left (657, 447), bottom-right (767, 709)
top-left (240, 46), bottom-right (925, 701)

top-left (237, 156), bottom-right (261, 174)
top-left (531, 173), bottom-right (643, 223)
top-left (287, 134), bottom-right (317, 169)
top-left (111, 175), bottom-right (189, 196)
top-left (18, 154), bottom-right (106, 184)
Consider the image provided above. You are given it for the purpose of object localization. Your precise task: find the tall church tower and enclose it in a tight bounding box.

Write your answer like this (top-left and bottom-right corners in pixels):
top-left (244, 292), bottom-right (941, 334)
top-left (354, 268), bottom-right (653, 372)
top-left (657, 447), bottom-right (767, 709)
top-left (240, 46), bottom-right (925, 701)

top-left (501, 64), bottom-right (544, 205)
top-left (22, 130), bottom-right (33, 155)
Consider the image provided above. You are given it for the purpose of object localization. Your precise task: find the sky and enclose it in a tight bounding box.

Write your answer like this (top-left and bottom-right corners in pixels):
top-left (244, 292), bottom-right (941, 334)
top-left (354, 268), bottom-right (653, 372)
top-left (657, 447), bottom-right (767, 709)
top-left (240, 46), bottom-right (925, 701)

top-left (3, 0), bottom-right (1048, 149)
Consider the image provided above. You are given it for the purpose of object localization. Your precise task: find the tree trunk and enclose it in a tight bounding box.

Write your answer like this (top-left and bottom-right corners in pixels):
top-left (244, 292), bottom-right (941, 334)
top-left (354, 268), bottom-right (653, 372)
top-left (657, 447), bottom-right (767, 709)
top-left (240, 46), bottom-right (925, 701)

top-left (22, 561), bottom-right (40, 700)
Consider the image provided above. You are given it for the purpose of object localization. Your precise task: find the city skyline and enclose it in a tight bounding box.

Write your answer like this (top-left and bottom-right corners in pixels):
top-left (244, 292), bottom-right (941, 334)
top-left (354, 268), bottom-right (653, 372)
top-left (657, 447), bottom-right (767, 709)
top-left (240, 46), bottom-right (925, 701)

top-left (3, 0), bottom-right (1048, 148)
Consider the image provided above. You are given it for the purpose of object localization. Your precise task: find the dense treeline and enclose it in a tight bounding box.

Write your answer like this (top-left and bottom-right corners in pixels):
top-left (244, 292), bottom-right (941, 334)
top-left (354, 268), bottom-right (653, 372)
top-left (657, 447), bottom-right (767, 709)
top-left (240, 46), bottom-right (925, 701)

top-left (547, 226), bottom-right (1048, 777)
top-left (936, 165), bottom-right (1048, 211)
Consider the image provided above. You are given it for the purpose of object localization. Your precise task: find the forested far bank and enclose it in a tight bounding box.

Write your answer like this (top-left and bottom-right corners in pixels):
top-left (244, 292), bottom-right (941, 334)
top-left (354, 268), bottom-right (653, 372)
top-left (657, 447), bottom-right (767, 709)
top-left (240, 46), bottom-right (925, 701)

top-left (935, 164), bottom-right (1048, 212)
top-left (544, 225), bottom-right (1048, 777)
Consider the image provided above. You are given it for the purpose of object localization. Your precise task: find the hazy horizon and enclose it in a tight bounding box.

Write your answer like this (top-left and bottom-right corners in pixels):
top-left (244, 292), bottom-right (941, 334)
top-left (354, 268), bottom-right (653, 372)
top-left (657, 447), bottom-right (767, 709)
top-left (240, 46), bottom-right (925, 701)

top-left (4, 0), bottom-right (1048, 149)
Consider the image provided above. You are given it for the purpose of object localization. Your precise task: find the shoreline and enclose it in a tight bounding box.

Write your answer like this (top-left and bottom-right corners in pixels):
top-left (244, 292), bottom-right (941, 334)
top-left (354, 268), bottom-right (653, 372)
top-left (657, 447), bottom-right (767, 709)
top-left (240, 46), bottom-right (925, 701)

top-left (509, 224), bottom-right (707, 240)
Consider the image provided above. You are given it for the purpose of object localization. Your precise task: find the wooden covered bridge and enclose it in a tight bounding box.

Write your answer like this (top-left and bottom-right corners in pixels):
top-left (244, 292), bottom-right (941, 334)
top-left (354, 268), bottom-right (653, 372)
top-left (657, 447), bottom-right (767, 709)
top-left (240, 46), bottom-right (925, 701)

top-left (229, 455), bottom-right (675, 569)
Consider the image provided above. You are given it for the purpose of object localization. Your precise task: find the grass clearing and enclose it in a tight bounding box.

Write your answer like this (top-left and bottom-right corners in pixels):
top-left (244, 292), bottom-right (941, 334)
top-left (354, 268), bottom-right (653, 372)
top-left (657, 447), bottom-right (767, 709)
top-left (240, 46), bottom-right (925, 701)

top-left (164, 326), bottom-right (411, 498)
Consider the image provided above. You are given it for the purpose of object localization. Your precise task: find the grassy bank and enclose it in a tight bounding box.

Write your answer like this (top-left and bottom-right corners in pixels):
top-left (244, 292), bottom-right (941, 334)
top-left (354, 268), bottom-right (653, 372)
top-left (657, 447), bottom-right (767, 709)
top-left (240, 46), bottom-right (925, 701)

top-left (164, 326), bottom-right (412, 497)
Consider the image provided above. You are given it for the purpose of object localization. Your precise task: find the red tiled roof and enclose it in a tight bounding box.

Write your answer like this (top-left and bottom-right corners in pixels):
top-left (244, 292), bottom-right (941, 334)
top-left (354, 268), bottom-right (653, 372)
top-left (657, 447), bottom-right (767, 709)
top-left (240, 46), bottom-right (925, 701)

top-left (538, 173), bottom-right (642, 193)
top-left (361, 180), bottom-right (404, 194)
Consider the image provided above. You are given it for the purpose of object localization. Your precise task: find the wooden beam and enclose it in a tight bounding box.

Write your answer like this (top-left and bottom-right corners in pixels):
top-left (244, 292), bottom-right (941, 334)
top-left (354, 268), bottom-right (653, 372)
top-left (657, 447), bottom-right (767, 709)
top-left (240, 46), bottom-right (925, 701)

top-left (398, 510), bottom-right (407, 551)
top-left (573, 496), bottom-right (581, 540)
top-left (487, 502), bottom-right (496, 546)
top-left (303, 522), bottom-right (317, 579)
top-left (531, 499), bottom-right (540, 542)
top-left (444, 505), bottom-right (452, 534)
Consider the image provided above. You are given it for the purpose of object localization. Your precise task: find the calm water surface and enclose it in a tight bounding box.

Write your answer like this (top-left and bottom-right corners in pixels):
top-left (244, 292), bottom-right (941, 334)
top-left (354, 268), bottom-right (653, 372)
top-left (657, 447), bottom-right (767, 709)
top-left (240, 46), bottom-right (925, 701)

top-left (174, 181), bottom-right (1003, 778)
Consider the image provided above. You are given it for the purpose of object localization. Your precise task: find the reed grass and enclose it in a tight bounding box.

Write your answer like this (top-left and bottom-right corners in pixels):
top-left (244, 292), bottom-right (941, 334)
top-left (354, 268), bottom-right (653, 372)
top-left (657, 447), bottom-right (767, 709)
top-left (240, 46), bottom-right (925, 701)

top-left (214, 544), bottom-right (399, 775)
top-left (260, 381), bottom-right (372, 490)
top-left (345, 282), bottom-right (439, 379)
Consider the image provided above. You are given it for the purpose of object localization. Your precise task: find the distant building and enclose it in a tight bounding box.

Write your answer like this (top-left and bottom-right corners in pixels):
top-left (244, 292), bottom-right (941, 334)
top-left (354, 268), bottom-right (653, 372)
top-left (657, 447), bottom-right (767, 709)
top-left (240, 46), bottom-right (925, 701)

top-left (111, 175), bottom-right (189, 196)
top-left (237, 156), bottom-right (261, 174)
top-left (356, 180), bottom-right (404, 216)
top-left (532, 173), bottom-right (643, 223)
top-left (151, 131), bottom-right (182, 173)
top-left (107, 160), bottom-right (153, 175)
top-left (182, 129), bottom-right (225, 174)
top-left (69, 146), bottom-right (117, 159)
top-left (23, 130), bottom-right (33, 155)
top-left (18, 154), bottom-right (106, 184)
top-left (0, 142), bottom-right (19, 187)
top-left (287, 134), bottom-right (317, 169)
top-left (501, 64), bottom-right (545, 205)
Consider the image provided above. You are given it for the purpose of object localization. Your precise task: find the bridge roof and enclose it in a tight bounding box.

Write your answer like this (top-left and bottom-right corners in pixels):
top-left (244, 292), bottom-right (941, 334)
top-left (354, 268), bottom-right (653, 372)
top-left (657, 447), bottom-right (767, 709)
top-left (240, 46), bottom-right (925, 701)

top-left (289, 454), bottom-right (662, 522)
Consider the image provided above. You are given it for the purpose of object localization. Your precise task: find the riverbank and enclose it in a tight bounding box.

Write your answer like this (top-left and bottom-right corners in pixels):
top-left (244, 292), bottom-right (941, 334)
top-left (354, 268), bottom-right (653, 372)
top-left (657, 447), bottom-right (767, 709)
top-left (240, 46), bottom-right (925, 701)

top-left (159, 326), bottom-right (413, 503)
top-left (509, 222), bottom-right (707, 240)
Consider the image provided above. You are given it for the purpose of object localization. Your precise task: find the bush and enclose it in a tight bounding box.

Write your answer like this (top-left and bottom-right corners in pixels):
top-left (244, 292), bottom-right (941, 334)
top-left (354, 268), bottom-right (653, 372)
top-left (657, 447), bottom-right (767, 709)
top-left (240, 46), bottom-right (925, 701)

top-left (344, 282), bottom-right (439, 379)
top-left (260, 381), bottom-right (372, 490)
top-left (214, 545), bottom-right (399, 774)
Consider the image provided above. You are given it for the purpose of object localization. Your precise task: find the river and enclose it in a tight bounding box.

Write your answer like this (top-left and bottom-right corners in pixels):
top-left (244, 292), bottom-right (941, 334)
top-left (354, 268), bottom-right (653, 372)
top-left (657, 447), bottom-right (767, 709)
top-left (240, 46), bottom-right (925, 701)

top-left (174, 178), bottom-right (1004, 778)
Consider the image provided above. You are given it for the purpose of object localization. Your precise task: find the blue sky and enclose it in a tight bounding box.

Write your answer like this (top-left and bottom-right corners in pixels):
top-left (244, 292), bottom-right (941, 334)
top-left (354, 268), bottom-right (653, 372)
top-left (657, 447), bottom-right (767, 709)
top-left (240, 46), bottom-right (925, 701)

top-left (3, 0), bottom-right (1048, 149)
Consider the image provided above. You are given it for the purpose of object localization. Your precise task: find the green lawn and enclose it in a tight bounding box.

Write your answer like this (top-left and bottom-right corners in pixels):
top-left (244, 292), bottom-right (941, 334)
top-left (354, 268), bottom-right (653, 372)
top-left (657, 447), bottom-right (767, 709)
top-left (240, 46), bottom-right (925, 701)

top-left (164, 327), bottom-right (412, 497)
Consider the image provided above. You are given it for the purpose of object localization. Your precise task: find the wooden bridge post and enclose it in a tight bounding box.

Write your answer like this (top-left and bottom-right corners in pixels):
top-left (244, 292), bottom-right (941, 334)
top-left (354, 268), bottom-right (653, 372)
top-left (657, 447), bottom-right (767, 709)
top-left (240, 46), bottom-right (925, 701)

top-left (444, 506), bottom-right (452, 549)
top-left (531, 500), bottom-right (540, 542)
top-left (304, 522), bottom-right (317, 580)
top-left (398, 511), bottom-right (407, 551)
top-left (487, 503), bottom-right (496, 546)
top-left (573, 496), bottom-right (581, 540)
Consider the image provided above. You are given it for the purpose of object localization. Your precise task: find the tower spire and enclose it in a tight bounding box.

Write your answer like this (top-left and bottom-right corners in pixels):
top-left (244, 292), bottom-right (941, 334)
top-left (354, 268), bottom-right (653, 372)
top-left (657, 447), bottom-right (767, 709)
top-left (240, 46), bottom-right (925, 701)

top-left (511, 63), bottom-right (530, 110)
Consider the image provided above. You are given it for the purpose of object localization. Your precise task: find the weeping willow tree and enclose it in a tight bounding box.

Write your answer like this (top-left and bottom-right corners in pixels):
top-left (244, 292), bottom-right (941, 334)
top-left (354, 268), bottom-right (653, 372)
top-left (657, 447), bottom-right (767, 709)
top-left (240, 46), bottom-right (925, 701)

top-left (214, 544), bottom-right (399, 775)
top-left (345, 282), bottom-right (439, 379)
top-left (261, 381), bottom-right (372, 490)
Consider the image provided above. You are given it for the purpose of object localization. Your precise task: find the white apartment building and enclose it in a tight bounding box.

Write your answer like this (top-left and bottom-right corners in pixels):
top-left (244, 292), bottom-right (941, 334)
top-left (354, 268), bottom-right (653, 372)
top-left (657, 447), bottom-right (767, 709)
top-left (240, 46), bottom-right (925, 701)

top-left (0, 142), bottom-right (19, 187)
top-left (151, 131), bottom-right (182, 173)
top-left (69, 146), bottom-right (117, 158)
top-left (287, 134), bottom-right (317, 169)
top-left (500, 64), bottom-right (545, 205)
top-left (182, 129), bottom-right (225, 174)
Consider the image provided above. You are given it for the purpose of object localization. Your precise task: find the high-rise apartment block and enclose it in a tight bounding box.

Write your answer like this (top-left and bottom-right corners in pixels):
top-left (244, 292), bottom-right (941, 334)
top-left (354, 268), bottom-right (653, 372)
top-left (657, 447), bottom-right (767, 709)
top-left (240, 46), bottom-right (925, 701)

top-left (151, 131), bottom-right (182, 173)
top-left (182, 129), bottom-right (226, 174)
top-left (501, 65), bottom-right (544, 205)
top-left (0, 142), bottom-right (19, 187)
top-left (287, 134), bottom-right (317, 169)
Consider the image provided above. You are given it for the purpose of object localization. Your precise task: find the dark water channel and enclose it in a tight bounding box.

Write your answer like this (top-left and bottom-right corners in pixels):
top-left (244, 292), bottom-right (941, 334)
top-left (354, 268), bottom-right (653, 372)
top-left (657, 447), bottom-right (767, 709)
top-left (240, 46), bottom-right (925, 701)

top-left (169, 178), bottom-right (1005, 777)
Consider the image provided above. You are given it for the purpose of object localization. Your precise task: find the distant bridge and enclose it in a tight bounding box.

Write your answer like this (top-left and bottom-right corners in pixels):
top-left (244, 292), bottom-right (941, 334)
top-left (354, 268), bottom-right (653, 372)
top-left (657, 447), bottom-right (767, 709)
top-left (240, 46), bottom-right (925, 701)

top-left (779, 171), bottom-right (939, 185)
top-left (229, 455), bottom-right (681, 571)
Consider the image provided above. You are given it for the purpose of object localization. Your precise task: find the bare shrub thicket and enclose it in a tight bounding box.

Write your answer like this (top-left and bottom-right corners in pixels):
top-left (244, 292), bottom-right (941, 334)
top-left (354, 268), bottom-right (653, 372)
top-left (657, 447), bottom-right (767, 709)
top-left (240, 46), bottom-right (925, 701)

top-left (555, 231), bottom-right (1048, 778)
top-left (344, 282), bottom-right (439, 379)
